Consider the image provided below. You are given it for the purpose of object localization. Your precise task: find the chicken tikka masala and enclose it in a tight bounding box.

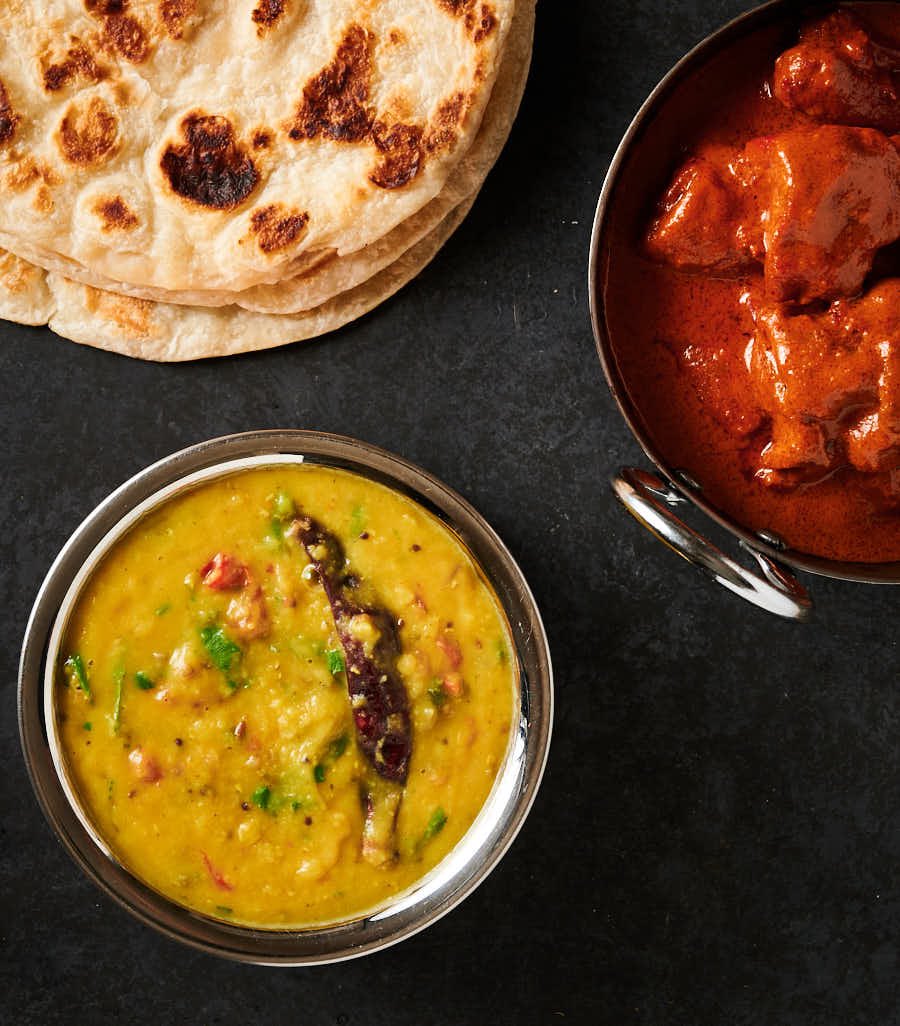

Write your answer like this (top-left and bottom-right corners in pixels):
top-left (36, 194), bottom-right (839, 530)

top-left (605, 4), bottom-right (900, 562)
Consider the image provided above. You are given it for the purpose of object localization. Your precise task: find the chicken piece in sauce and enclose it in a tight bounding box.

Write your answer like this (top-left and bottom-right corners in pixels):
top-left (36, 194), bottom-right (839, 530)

top-left (743, 281), bottom-right (900, 487)
top-left (749, 126), bottom-right (900, 303)
top-left (646, 147), bottom-right (763, 275)
top-left (650, 127), bottom-right (900, 303)
top-left (774, 10), bottom-right (900, 134)
top-left (669, 340), bottom-right (765, 439)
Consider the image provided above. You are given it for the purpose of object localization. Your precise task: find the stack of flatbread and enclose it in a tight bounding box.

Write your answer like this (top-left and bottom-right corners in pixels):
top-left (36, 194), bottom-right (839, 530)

top-left (0, 0), bottom-right (534, 360)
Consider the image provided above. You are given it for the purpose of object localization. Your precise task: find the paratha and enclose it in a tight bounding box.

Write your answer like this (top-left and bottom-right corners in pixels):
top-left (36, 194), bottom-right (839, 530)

top-left (0, 0), bottom-right (515, 293)
top-left (0, 0), bottom-right (532, 314)
top-left (0, 192), bottom-right (475, 360)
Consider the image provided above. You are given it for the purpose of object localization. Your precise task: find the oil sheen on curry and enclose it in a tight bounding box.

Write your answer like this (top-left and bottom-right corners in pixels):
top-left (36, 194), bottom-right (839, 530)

top-left (605, 3), bottom-right (900, 562)
top-left (55, 466), bottom-right (516, 927)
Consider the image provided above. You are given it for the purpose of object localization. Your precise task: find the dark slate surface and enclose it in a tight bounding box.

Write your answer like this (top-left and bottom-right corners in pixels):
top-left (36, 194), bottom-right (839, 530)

top-left (4, 2), bottom-right (900, 1023)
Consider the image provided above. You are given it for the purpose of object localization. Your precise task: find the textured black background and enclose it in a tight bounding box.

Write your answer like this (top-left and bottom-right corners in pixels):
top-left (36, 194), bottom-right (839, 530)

top-left (5, 1), bottom-right (900, 1023)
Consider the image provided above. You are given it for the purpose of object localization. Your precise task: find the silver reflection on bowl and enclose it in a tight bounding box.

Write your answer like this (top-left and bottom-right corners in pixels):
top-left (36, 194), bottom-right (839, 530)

top-left (19, 430), bottom-right (553, 965)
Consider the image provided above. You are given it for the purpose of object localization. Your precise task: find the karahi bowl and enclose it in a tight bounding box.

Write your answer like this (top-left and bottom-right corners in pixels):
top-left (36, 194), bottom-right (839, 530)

top-left (589, 0), bottom-right (900, 620)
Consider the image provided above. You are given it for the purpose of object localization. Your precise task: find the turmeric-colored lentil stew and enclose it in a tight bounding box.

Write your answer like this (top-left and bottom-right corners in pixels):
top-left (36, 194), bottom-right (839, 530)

top-left (54, 465), bottom-right (516, 927)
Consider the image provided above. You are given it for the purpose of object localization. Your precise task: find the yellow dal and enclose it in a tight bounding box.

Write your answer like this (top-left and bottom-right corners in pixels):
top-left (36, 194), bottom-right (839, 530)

top-left (56, 465), bottom-right (516, 927)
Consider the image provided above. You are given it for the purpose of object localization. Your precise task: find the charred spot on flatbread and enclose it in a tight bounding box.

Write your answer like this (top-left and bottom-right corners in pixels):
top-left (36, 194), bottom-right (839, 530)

top-left (436, 0), bottom-right (497, 42)
top-left (84, 1), bottom-right (151, 62)
top-left (161, 113), bottom-right (259, 210)
top-left (252, 0), bottom-right (287, 35)
top-left (58, 96), bottom-right (120, 166)
top-left (84, 0), bottom-right (128, 13)
top-left (424, 92), bottom-right (468, 154)
top-left (101, 13), bottom-right (150, 62)
top-left (0, 80), bottom-right (18, 145)
top-left (369, 122), bottom-right (423, 189)
top-left (469, 5), bottom-right (497, 42)
top-left (252, 129), bottom-right (272, 149)
top-left (157, 0), bottom-right (200, 39)
top-left (94, 195), bottom-right (139, 231)
top-left (367, 90), bottom-right (470, 188)
top-left (42, 41), bottom-right (106, 92)
top-left (288, 24), bottom-right (373, 143)
top-left (248, 203), bottom-right (309, 253)
top-left (5, 157), bottom-right (59, 193)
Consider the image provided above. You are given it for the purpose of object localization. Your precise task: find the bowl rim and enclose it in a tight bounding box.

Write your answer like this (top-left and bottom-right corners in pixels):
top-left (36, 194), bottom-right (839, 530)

top-left (19, 429), bottom-right (554, 964)
top-left (588, 0), bottom-right (900, 584)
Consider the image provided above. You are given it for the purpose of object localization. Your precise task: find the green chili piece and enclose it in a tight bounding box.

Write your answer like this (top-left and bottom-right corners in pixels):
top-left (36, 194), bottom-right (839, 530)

top-left (422, 807), bottom-right (448, 842)
top-left (268, 490), bottom-right (296, 543)
top-left (348, 504), bottom-right (366, 536)
top-left (273, 490), bottom-right (296, 520)
top-left (112, 667), bottom-right (125, 733)
top-left (65, 654), bottom-right (92, 703)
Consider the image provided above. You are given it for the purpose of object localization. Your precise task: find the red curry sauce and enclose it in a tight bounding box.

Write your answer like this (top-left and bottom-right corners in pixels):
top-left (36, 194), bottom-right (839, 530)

top-left (603, 3), bottom-right (900, 563)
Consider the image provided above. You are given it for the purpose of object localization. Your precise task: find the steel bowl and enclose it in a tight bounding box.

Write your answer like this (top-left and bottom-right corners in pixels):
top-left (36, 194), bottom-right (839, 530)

top-left (19, 429), bottom-right (553, 964)
top-left (589, 0), bottom-right (900, 620)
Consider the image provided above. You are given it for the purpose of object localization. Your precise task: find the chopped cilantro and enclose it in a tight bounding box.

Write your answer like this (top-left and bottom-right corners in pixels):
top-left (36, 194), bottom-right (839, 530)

top-left (251, 785), bottom-right (271, 811)
top-left (428, 680), bottom-right (448, 708)
top-left (215, 905), bottom-right (233, 916)
top-left (291, 800), bottom-right (303, 812)
top-left (83, 721), bottom-right (92, 731)
top-left (200, 625), bottom-right (242, 689)
top-left (422, 807), bottom-right (448, 842)
top-left (313, 764), bottom-right (326, 784)
top-left (155, 603), bottom-right (171, 617)
top-left (325, 649), bottom-right (345, 676)
top-left (64, 654), bottom-right (92, 703)
top-left (497, 639), bottom-right (508, 665)
top-left (200, 625), bottom-right (241, 671)
top-left (134, 671), bottom-right (155, 690)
